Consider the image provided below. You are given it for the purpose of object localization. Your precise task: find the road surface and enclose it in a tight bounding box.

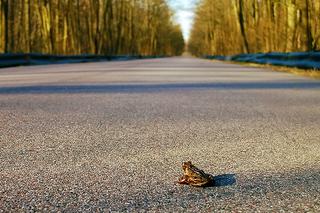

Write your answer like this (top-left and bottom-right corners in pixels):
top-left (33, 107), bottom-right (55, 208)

top-left (0, 57), bottom-right (320, 211)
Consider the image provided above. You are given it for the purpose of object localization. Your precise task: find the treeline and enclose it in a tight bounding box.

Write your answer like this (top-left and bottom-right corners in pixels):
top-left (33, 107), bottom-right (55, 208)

top-left (189, 0), bottom-right (320, 56)
top-left (0, 0), bottom-right (185, 56)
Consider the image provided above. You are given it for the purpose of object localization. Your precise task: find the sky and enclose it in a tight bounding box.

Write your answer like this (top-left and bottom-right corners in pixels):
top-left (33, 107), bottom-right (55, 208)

top-left (168, 0), bottom-right (199, 41)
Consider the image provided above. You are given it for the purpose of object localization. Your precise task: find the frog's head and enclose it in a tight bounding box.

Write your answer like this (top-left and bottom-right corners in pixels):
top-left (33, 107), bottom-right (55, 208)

top-left (182, 161), bottom-right (192, 170)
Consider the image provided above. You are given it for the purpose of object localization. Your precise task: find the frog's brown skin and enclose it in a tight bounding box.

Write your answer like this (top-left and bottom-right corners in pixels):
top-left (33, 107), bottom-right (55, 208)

top-left (178, 161), bottom-right (214, 187)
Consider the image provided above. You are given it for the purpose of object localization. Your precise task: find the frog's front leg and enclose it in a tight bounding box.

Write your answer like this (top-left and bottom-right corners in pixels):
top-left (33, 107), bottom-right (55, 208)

top-left (178, 175), bottom-right (190, 184)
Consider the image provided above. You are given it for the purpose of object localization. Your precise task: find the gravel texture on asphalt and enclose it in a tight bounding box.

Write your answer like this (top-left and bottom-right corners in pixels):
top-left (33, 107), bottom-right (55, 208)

top-left (0, 57), bottom-right (320, 212)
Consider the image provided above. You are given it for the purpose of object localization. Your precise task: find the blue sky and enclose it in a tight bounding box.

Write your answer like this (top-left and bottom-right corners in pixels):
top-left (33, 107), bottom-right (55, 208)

top-left (168, 0), bottom-right (198, 41)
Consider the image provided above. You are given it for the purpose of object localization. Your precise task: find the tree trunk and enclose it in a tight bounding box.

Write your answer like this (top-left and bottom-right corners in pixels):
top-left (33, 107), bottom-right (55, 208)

top-left (306, 0), bottom-right (314, 51)
top-left (237, 0), bottom-right (249, 53)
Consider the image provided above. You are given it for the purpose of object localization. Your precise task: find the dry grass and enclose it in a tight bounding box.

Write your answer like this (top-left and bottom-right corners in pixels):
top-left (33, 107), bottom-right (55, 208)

top-left (229, 61), bottom-right (320, 79)
top-left (268, 65), bottom-right (320, 79)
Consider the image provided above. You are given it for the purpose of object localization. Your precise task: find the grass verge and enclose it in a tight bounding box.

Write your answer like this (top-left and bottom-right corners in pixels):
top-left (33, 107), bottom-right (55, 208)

top-left (217, 60), bottom-right (320, 79)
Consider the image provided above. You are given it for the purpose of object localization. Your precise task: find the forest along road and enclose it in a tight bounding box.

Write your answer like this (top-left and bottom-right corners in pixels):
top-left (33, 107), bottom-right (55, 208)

top-left (0, 57), bottom-right (320, 211)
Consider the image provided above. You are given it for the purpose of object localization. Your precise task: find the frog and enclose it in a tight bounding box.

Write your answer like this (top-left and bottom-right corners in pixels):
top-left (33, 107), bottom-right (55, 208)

top-left (177, 161), bottom-right (214, 187)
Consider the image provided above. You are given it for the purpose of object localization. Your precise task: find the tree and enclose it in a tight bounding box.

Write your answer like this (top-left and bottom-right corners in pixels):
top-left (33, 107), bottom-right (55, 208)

top-left (0, 0), bottom-right (185, 56)
top-left (189, 0), bottom-right (320, 56)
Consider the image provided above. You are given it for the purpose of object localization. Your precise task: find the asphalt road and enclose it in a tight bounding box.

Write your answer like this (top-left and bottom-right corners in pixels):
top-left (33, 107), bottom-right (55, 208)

top-left (0, 57), bottom-right (320, 212)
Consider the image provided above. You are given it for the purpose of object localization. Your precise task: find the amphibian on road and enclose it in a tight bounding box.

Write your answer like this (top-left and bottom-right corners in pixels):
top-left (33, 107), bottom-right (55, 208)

top-left (178, 161), bottom-right (214, 187)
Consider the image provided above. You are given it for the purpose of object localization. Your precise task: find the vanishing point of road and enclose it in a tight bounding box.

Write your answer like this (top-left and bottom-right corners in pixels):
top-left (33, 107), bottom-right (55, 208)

top-left (0, 57), bottom-right (320, 211)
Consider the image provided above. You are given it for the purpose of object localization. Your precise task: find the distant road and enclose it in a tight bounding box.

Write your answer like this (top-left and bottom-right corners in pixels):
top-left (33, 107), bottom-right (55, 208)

top-left (1, 57), bottom-right (320, 211)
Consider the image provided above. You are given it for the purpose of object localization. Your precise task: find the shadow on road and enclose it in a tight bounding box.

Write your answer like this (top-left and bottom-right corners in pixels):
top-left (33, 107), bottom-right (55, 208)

top-left (213, 174), bottom-right (237, 187)
top-left (0, 82), bottom-right (319, 94)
